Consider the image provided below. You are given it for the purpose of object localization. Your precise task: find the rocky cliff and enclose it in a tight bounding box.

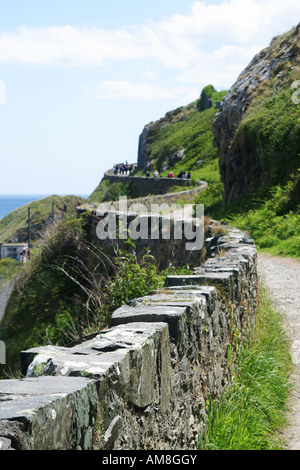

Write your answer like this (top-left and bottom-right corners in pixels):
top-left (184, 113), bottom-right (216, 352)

top-left (136, 87), bottom-right (226, 173)
top-left (213, 24), bottom-right (300, 205)
top-left (137, 105), bottom-right (195, 171)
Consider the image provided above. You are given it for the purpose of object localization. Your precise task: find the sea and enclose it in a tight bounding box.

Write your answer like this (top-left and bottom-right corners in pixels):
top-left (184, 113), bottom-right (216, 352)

top-left (0, 194), bottom-right (89, 220)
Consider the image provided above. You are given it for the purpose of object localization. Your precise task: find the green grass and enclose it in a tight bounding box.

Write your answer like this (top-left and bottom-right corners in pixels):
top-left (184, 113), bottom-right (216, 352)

top-left (88, 179), bottom-right (135, 203)
top-left (88, 87), bottom-right (227, 203)
top-left (198, 279), bottom-right (292, 450)
top-left (228, 178), bottom-right (300, 258)
top-left (0, 194), bottom-right (86, 243)
top-left (232, 85), bottom-right (300, 189)
top-left (195, 170), bottom-right (300, 258)
top-left (145, 89), bottom-right (227, 177)
top-left (193, 25), bottom-right (300, 258)
top-left (229, 24), bottom-right (300, 192)
top-left (0, 258), bottom-right (21, 289)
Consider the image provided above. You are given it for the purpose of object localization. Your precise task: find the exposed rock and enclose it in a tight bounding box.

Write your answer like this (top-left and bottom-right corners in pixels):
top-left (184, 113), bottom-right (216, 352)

top-left (0, 376), bottom-right (98, 450)
top-left (137, 125), bottom-right (152, 170)
top-left (212, 24), bottom-right (300, 205)
top-left (198, 93), bottom-right (212, 111)
top-left (0, 420), bottom-right (30, 450)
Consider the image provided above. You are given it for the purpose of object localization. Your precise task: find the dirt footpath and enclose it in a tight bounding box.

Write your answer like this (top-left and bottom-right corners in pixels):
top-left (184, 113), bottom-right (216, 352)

top-left (258, 253), bottom-right (300, 450)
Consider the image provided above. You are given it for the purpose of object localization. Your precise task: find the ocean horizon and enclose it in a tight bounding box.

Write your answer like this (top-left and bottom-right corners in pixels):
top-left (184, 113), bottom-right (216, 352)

top-left (0, 194), bottom-right (89, 220)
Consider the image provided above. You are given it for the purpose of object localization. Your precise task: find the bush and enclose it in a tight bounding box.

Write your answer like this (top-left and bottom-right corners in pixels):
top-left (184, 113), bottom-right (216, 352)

top-left (101, 249), bottom-right (163, 321)
top-left (197, 85), bottom-right (217, 111)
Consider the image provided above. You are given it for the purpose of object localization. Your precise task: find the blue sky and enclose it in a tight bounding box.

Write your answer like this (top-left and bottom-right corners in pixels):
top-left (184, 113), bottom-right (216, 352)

top-left (0, 0), bottom-right (299, 196)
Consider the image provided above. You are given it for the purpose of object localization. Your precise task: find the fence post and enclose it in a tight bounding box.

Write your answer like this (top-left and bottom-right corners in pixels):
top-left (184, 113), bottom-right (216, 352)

top-left (0, 340), bottom-right (6, 364)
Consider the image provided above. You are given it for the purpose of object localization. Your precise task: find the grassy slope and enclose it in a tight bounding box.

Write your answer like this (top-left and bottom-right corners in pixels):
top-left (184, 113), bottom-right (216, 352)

top-left (138, 88), bottom-right (227, 179)
top-left (88, 87), bottom-right (227, 203)
top-left (89, 64), bottom-right (300, 258)
top-left (0, 194), bottom-right (86, 243)
top-left (88, 179), bottom-right (135, 204)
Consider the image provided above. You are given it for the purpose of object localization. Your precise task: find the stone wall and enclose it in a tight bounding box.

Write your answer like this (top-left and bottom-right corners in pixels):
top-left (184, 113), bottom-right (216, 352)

top-left (85, 199), bottom-right (208, 270)
top-left (103, 170), bottom-right (194, 197)
top-left (0, 225), bottom-right (257, 450)
top-left (80, 180), bottom-right (207, 215)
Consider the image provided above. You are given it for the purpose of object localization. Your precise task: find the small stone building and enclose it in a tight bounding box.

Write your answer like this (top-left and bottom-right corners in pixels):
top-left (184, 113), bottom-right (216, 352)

top-left (0, 243), bottom-right (28, 262)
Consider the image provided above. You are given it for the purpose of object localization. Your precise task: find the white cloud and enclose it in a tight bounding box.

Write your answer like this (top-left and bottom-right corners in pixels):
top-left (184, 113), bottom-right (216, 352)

top-left (0, 1), bottom-right (298, 68)
top-left (140, 68), bottom-right (158, 81)
top-left (177, 43), bottom-right (263, 89)
top-left (95, 80), bottom-right (198, 101)
top-left (0, 0), bottom-right (298, 100)
top-left (0, 25), bottom-right (147, 66)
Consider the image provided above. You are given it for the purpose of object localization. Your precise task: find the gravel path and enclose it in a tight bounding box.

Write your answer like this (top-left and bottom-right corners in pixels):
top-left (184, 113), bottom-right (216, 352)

top-left (258, 253), bottom-right (300, 450)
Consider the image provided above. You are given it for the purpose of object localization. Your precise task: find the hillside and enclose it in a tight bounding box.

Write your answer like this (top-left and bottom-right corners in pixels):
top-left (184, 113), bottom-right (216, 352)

top-left (201, 23), bottom-right (300, 257)
top-left (136, 85), bottom-right (227, 177)
top-left (89, 32), bottom-right (300, 259)
top-left (0, 194), bottom-right (86, 243)
top-left (88, 86), bottom-right (227, 203)
top-left (2, 23), bottom-right (300, 377)
top-left (213, 23), bottom-right (300, 205)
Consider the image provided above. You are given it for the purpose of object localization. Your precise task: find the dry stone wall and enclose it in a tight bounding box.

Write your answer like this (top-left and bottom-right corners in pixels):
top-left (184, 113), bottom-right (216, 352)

top-left (0, 224), bottom-right (257, 450)
top-left (103, 171), bottom-right (194, 197)
top-left (89, 174), bottom-right (207, 210)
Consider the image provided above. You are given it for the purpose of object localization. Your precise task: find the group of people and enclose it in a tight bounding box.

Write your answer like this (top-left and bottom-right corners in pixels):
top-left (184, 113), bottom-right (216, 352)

top-left (113, 162), bottom-right (136, 176)
top-left (175, 170), bottom-right (191, 179)
top-left (145, 169), bottom-right (191, 179)
top-left (146, 170), bottom-right (159, 178)
top-left (112, 163), bottom-right (191, 179)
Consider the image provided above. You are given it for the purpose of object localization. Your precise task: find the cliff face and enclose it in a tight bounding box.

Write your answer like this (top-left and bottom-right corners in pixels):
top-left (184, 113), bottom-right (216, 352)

top-left (137, 124), bottom-right (152, 170)
top-left (136, 87), bottom-right (226, 173)
top-left (137, 105), bottom-right (196, 171)
top-left (213, 24), bottom-right (300, 205)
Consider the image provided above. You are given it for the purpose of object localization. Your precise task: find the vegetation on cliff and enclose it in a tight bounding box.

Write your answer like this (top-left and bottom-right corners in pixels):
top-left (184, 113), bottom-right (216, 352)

top-left (196, 25), bottom-right (300, 257)
top-left (88, 86), bottom-right (227, 203)
top-left (236, 26), bottom-right (300, 187)
top-left (0, 194), bottom-right (86, 243)
top-left (136, 86), bottom-right (226, 178)
top-left (88, 179), bottom-right (135, 204)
